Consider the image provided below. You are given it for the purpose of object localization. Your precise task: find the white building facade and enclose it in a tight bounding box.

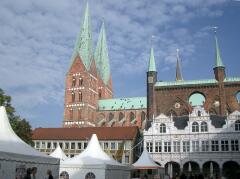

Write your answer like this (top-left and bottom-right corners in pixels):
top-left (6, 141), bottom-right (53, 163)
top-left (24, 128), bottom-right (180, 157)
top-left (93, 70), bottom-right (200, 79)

top-left (144, 106), bottom-right (240, 178)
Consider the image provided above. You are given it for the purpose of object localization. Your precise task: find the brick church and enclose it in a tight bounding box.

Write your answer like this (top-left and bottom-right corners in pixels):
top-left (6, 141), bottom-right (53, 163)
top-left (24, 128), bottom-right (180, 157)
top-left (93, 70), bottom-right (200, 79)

top-left (63, 2), bottom-right (240, 129)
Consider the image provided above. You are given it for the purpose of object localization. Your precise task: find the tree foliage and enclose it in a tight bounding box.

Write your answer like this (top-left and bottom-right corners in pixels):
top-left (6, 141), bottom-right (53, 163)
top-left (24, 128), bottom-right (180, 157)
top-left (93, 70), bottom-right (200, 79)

top-left (0, 88), bottom-right (33, 145)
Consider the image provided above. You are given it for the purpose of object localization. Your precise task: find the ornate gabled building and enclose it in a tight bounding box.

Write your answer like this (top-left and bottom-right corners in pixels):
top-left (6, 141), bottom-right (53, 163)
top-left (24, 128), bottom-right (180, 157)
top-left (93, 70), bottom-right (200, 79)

top-left (63, 2), bottom-right (240, 130)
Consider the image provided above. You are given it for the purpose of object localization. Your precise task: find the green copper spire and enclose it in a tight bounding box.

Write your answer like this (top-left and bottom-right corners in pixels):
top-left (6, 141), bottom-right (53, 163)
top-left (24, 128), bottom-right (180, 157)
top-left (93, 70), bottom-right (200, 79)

top-left (176, 49), bottom-right (183, 81)
top-left (94, 22), bottom-right (111, 84)
top-left (148, 47), bottom-right (156, 72)
top-left (214, 34), bottom-right (224, 68)
top-left (70, 1), bottom-right (93, 70)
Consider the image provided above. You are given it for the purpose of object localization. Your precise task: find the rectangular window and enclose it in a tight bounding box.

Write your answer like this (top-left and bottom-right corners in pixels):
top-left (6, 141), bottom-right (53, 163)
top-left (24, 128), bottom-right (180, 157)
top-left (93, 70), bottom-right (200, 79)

top-left (77, 142), bottom-right (82, 149)
top-left (125, 155), bottom-right (129, 163)
top-left (192, 141), bottom-right (199, 152)
top-left (111, 142), bottom-right (116, 150)
top-left (164, 142), bottom-right (171, 152)
top-left (42, 142), bottom-right (46, 149)
top-left (118, 142), bottom-right (123, 149)
top-left (104, 142), bottom-right (109, 150)
top-left (211, 140), bottom-right (219, 151)
top-left (65, 142), bottom-right (69, 150)
top-left (173, 141), bottom-right (180, 152)
top-left (183, 141), bottom-right (190, 152)
top-left (146, 142), bottom-right (153, 153)
top-left (71, 142), bottom-right (75, 149)
top-left (47, 142), bottom-right (51, 149)
top-left (59, 142), bottom-right (63, 149)
top-left (231, 140), bottom-right (239, 151)
top-left (221, 140), bottom-right (229, 151)
top-left (84, 142), bottom-right (88, 149)
top-left (201, 141), bottom-right (209, 152)
top-left (35, 142), bottom-right (40, 149)
top-left (155, 141), bottom-right (162, 152)
top-left (53, 142), bottom-right (57, 149)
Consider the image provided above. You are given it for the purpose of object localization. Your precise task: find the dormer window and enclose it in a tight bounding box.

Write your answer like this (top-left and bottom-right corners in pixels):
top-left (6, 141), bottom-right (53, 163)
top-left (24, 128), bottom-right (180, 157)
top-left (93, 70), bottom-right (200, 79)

top-left (201, 122), bottom-right (208, 132)
top-left (160, 123), bottom-right (166, 133)
top-left (235, 120), bottom-right (240, 131)
top-left (192, 122), bottom-right (199, 132)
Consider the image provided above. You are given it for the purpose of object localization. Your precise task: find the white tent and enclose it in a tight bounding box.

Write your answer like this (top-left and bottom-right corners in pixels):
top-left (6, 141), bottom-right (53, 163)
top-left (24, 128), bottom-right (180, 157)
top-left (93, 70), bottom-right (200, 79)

top-left (132, 149), bottom-right (164, 178)
top-left (50, 145), bottom-right (68, 161)
top-left (60, 134), bottom-right (131, 179)
top-left (0, 106), bottom-right (59, 178)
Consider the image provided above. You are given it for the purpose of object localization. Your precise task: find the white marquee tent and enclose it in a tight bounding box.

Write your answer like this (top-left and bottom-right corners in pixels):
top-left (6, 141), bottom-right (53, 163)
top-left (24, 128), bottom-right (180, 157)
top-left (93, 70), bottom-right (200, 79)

top-left (0, 106), bottom-right (59, 178)
top-left (60, 134), bottom-right (131, 179)
top-left (50, 145), bottom-right (68, 162)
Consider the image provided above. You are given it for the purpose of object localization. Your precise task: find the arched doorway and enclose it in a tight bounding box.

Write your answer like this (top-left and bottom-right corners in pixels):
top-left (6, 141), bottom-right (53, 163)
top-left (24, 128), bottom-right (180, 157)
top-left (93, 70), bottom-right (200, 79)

top-left (222, 161), bottom-right (240, 179)
top-left (203, 161), bottom-right (220, 178)
top-left (164, 162), bottom-right (181, 178)
top-left (183, 161), bottom-right (200, 175)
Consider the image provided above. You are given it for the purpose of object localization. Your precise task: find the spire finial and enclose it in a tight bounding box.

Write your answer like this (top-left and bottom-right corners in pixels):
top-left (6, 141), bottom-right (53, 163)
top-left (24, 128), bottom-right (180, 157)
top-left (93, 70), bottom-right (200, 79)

top-left (176, 48), bottom-right (183, 81)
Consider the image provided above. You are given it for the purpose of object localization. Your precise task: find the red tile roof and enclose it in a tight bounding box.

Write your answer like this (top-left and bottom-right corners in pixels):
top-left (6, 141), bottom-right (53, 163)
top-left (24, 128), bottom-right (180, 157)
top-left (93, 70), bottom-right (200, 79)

top-left (32, 126), bottom-right (139, 141)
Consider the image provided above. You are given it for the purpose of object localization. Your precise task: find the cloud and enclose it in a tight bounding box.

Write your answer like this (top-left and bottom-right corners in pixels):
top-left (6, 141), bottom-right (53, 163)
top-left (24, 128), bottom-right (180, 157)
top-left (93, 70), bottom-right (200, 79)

top-left (0, 0), bottom-right (228, 127)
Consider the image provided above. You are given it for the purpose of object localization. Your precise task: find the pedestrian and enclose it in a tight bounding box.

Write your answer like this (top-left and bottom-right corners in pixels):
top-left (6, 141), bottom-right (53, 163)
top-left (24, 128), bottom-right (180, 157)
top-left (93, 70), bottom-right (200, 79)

top-left (47, 169), bottom-right (54, 179)
top-left (31, 167), bottom-right (37, 179)
top-left (23, 168), bottom-right (32, 179)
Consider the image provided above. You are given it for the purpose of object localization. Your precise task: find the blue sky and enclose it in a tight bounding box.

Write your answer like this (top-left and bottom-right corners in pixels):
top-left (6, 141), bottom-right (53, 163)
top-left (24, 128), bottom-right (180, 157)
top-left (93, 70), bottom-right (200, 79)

top-left (0, 0), bottom-right (240, 128)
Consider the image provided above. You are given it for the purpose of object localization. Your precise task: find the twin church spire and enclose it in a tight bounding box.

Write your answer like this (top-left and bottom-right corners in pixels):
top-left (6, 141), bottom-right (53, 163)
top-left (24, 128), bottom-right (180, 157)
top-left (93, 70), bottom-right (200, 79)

top-left (70, 2), bottom-right (111, 85)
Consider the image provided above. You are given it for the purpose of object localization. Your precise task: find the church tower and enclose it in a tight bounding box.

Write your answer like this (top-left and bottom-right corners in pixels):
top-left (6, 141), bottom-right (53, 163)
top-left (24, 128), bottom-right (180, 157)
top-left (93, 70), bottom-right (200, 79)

top-left (63, 2), bottom-right (98, 127)
top-left (147, 47), bottom-right (157, 129)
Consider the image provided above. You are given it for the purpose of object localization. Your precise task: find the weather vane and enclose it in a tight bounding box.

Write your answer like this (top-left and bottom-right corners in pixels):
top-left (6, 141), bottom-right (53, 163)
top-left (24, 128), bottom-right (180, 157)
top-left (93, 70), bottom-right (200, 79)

top-left (212, 26), bottom-right (218, 34)
top-left (150, 35), bottom-right (155, 47)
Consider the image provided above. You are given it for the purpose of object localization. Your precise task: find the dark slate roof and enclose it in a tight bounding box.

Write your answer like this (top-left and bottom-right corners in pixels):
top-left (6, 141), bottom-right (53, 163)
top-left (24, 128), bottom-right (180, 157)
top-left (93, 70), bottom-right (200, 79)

top-left (173, 116), bottom-right (189, 130)
top-left (210, 115), bottom-right (226, 128)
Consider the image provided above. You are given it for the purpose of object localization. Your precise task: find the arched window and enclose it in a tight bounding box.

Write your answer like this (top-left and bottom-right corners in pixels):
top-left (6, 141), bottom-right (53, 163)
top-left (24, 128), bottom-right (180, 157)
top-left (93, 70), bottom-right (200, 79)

top-left (78, 91), bottom-right (82, 102)
top-left (72, 77), bottom-right (76, 87)
top-left (159, 123), bottom-right (166, 133)
top-left (141, 111), bottom-right (146, 123)
top-left (201, 122), bottom-right (208, 132)
top-left (85, 172), bottom-right (95, 179)
top-left (69, 109), bottom-right (73, 120)
top-left (192, 122), bottom-right (199, 132)
top-left (119, 112), bottom-right (124, 121)
top-left (79, 78), bottom-right (83, 86)
top-left (99, 90), bottom-right (102, 99)
top-left (78, 108), bottom-right (81, 119)
top-left (71, 92), bottom-right (75, 102)
top-left (236, 92), bottom-right (240, 103)
top-left (189, 92), bottom-right (205, 106)
top-left (130, 112), bottom-right (135, 122)
top-left (60, 171), bottom-right (69, 179)
top-left (235, 120), bottom-right (240, 131)
top-left (109, 113), bottom-right (114, 122)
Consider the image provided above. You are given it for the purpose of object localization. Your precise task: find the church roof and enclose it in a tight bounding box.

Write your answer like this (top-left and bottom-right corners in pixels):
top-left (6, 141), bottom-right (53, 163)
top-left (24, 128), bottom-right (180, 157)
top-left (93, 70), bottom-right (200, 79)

top-left (98, 97), bottom-right (146, 111)
top-left (94, 22), bottom-right (111, 85)
top-left (70, 2), bottom-right (93, 70)
top-left (155, 77), bottom-right (240, 88)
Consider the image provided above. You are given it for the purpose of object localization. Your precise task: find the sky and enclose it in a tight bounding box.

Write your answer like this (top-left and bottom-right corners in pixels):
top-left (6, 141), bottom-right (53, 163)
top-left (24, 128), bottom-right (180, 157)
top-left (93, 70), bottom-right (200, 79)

top-left (0, 0), bottom-right (240, 128)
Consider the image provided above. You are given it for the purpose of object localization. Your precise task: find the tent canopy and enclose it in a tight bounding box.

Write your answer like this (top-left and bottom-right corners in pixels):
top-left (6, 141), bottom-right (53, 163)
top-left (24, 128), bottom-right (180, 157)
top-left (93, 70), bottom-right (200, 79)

top-left (133, 148), bottom-right (161, 169)
top-left (50, 145), bottom-right (68, 160)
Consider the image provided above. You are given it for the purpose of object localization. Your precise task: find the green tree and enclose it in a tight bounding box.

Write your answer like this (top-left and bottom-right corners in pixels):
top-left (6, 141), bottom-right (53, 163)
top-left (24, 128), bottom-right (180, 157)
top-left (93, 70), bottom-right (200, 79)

top-left (0, 88), bottom-right (33, 145)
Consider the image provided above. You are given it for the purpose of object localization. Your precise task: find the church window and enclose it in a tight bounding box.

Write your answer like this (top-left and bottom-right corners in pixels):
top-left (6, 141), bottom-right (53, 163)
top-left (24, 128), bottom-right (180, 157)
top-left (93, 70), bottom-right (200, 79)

top-left (192, 122), bottom-right (199, 132)
top-left (211, 140), bottom-right (219, 151)
top-left (235, 120), bottom-right (240, 131)
top-left (109, 113), bottom-right (114, 122)
top-left (182, 141), bottom-right (190, 152)
top-left (71, 92), bottom-right (75, 102)
top-left (192, 141), bottom-right (199, 152)
top-left (78, 108), bottom-right (81, 119)
top-left (173, 141), bottom-right (180, 152)
top-left (130, 112), bottom-right (135, 122)
top-left (79, 92), bottom-right (82, 102)
top-left (201, 141), bottom-right (209, 152)
top-left (146, 142), bottom-right (153, 153)
top-left (231, 140), bottom-right (239, 151)
top-left (79, 78), bottom-right (83, 86)
top-left (119, 112), bottom-right (124, 121)
top-left (155, 141), bottom-right (162, 152)
top-left (159, 123), bottom-right (166, 133)
top-left (189, 92), bottom-right (205, 106)
top-left (236, 91), bottom-right (240, 103)
top-left (69, 109), bottom-right (73, 120)
top-left (72, 77), bottom-right (76, 87)
top-left (201, 122), bottom-right (208, 132)
top-left (85, 172), bottom-right (95, 179)
top-left (221, 140), bottom-right (229, 151)
top-left (164, 142), bottom-right (171, 152)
